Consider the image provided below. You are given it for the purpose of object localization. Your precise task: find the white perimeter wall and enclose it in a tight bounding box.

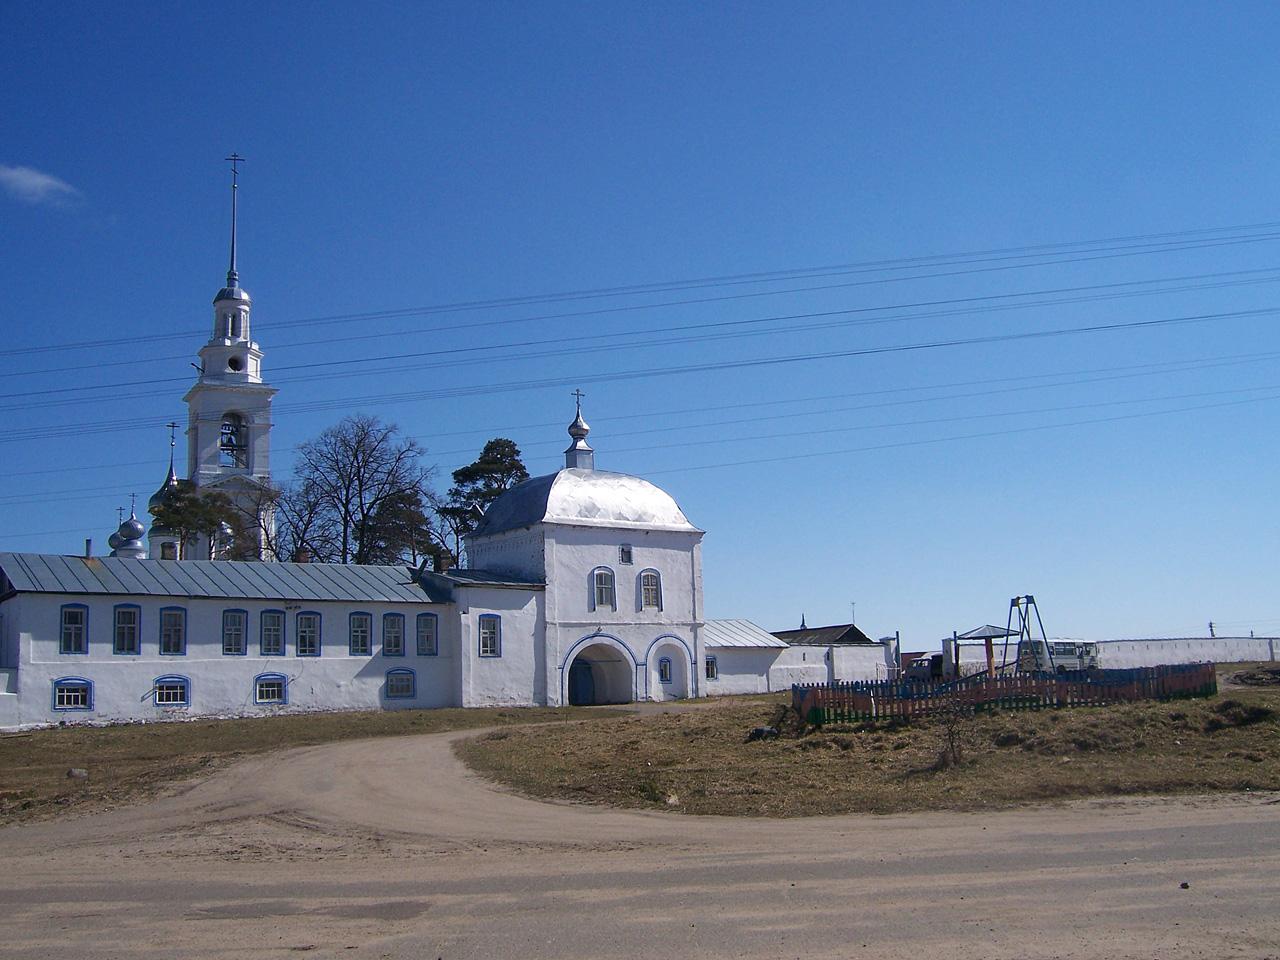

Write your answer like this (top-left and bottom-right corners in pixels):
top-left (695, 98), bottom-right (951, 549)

top-left (1097, 637), bottom-right (1278, 668)
top-left (768, 644), bottom-right (892, 688)
top-left (5, 591), bottom-right (459, 728)
top-left (949, 637), bottom-right (1278, 673)
top-left (705, 647), bottom-right (780, 695)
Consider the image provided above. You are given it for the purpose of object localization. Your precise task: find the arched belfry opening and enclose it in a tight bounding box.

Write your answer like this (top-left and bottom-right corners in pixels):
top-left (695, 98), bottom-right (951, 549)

top-left (566, 641), bottom-right (634, 706)
top-left (219, 412), bottom-right (248, 468)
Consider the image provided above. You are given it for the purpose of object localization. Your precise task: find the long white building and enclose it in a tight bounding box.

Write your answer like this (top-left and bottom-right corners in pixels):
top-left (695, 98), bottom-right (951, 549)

top-left (0, 404), bottom-right (726, 726)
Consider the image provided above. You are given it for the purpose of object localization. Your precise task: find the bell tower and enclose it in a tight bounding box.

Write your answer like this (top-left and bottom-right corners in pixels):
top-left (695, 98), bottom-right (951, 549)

top-left (181, 155), bottom-right (278, 558)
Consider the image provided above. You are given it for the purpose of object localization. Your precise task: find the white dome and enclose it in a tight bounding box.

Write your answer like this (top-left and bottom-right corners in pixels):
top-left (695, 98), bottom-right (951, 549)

top-left (471, 469), bottom-right (699, 537)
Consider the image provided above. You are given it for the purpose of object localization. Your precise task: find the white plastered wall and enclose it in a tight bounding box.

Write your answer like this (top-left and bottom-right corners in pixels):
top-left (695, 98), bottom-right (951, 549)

top-left (704, 647), bottom-right (780, 695)
top-left (949, 636), bottom-right (1279, 673)
top-left (769, 644), bottom-right (893, 688)
top-left (1097, 637), bottom-right (1278, 667)
top-left (457, 584), bottom-right (546, 707)
top-left (6, 591), bottom-right (459, 728)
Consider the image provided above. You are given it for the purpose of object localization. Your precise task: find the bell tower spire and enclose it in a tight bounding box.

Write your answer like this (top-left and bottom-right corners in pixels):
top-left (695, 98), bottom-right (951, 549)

top-left (184, 155), bottom-right (278, 560)
top-left (225, 153), bottom-right (243, 290)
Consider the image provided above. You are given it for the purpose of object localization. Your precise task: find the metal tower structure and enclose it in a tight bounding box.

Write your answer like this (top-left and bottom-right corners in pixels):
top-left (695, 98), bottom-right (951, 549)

top-left (1001, 594), bottom-right (1056, 674)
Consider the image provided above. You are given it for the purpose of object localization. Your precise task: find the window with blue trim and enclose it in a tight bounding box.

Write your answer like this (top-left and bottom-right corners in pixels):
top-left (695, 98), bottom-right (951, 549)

top-left (591, 567), bottom-right (616, 611)
top-left (53, 677), bottom-right (92, 711)
top-left (385, 668), bottom-right (415, 699)
top-left (113, 604), bottom-right (141, 655)
top-left (416, 612), bottom-right (438, 656)
top-left (153, 675), bottom-right (190, 707)
top-left (222, 609), bottom-right (248, 655)
top-left (159, 607), bottom-right (186, 656)
top-left (705, 656), bottom-right (718, 681)
top-left (296, 612), bottom-right (321, 657)
top-left (478, 615), bottom-right (501, 657)
top-left (349, 612), bottom-right (372, 656)
top-left (382, 613), bottom-right (405, 656)
top-left (254, 673), bottom-right (288, 705)
top-left (658, 657), bottom-right (673, 684)
top-left (59, 604), bottom-right (87, 655)
top-left (260, 610), bottom-right (285, 656)
top-left (640, 569), bottom-right (663, 610)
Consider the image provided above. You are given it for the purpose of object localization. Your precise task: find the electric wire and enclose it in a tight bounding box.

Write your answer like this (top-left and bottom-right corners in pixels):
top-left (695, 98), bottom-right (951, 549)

top-left (4, 224), bottom-right (1280, 361)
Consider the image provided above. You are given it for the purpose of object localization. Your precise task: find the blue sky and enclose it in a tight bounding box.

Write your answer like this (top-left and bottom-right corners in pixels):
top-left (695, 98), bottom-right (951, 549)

top-left (3, 2), bottom-right (1280, 645)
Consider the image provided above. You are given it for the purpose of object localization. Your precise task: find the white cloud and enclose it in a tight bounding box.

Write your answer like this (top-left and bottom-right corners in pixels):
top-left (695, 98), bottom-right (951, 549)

top-left (0, 164), bottom-right (82, 207)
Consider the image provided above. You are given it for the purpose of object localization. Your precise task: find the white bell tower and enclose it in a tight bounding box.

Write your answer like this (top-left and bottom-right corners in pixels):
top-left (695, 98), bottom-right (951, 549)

top-left (181, 155), bottom-right (278, 559)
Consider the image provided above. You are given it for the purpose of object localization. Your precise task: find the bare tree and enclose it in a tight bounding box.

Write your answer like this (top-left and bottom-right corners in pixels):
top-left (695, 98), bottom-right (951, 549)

top-left (284, 414), bottom-right (435, 565)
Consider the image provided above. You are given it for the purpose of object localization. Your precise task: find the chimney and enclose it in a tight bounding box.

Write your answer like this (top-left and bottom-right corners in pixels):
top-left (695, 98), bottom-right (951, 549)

top-left (84, 538), bottom-right (93, 558)
top-left (434, 551), bottom-right (453, 573)
top-left (293, 546), bottom-right (312, 564)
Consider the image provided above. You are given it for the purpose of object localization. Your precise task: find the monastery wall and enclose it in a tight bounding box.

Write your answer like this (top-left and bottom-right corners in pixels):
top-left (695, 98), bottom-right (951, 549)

top-left (704, 647), bottom-right (779, 694)
top-left (768, 644), bottom-right (891, 688)
top-left (1097, 637), bottom-right (1278, 668)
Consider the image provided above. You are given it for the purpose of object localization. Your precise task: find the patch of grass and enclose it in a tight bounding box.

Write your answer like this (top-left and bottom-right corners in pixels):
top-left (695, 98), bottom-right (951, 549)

top-left (0, 705), bottom-right (621, 825)
top-left (458, 684), bottom-right (1280, 817)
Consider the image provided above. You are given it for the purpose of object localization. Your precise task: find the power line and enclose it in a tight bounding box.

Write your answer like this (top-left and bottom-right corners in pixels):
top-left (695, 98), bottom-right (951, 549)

top-left (6, 349), bottom-right (1276, 478)
top-left (0, 305), bottom-right (1268, 443)
top-left (4, 225), bottom-right (1280, 362)
top-left (641, 391), bottom-right (1280, 477)
top-left (421, 351), bottom-right (1280, 458)
top-left (7, 376), bottom-right (1280, 510)
top-left (5, 267), bottom-right (1280, 409)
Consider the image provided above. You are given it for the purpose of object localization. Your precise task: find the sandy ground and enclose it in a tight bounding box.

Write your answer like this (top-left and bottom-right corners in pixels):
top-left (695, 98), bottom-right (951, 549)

top-left (2, 729), bottom-right (1279, 960)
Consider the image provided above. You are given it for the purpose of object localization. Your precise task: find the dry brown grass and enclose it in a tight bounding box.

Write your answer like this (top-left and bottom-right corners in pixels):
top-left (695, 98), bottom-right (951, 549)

top-left (458, 671), bottom-right (1280, 817)
top-left (0, 705), bottom-right (621, 825)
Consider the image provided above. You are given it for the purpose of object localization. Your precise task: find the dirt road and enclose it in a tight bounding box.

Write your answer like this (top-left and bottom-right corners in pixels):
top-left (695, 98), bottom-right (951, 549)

top-left (3, 730), bottom-right (1278, 959)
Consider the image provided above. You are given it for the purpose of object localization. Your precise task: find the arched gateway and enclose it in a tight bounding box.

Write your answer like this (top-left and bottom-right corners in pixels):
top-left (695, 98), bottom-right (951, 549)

top-left (564, 637), bottom-right (636, 705)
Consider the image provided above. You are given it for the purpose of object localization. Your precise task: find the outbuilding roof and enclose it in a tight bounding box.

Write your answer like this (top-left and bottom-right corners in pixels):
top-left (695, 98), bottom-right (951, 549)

top-left (0, 553), bottom-right (433, 604)
top-left (772, 622), bottom-right (876, 646)
top-left (703, 619), bottom-right (788, 649)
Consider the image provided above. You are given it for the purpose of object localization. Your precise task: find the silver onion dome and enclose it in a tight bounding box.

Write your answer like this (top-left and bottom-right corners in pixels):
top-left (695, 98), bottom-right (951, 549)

top-left (120, 513), bottom-right (146, 541)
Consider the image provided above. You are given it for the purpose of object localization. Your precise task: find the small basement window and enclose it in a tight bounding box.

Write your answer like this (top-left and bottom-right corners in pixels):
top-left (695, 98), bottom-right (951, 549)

top-left (254, 674), bottom-right (287, 705)
top-left (386, 669), bottom-right (416, 699)
top-left (53, 678), bottom-right (92, 711)
top-left (153, 676), bottom-right (190, 707)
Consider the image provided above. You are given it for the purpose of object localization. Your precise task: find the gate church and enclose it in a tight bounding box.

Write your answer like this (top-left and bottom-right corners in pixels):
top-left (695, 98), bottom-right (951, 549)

top-left (0, 167), bottom-right (720, 727)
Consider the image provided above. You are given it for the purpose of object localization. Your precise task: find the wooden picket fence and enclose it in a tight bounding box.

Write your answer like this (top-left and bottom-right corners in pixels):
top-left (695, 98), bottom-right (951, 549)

top-left (792, 662), bottom-right (1218, 726)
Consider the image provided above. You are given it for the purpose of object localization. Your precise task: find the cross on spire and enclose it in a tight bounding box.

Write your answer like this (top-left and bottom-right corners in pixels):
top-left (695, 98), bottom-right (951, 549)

top-left (225, 153), bottom-right (245, 286)
top-left (572, 388), bottom-right (585, 414)
top-left (165, 421), bottom-right (179, 472)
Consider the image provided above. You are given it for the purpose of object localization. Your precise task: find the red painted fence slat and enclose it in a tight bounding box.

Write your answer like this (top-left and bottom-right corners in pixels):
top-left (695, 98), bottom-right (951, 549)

top-left (793, 662), bottom-right (1218, 726)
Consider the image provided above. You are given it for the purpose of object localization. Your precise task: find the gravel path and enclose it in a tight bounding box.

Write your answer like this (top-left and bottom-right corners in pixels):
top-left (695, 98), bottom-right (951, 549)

top-left (3, 728), bottom-right (1279, 959)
